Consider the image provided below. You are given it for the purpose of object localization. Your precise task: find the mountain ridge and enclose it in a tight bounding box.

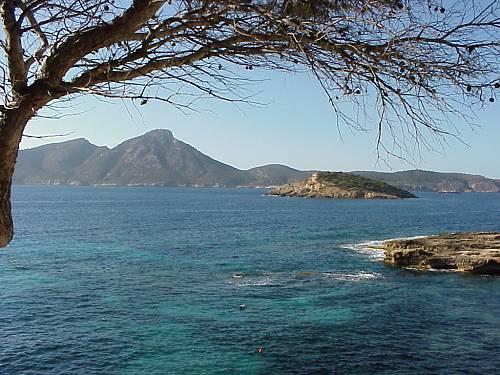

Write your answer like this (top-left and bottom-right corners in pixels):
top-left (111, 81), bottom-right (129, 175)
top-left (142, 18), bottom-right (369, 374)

top-left (15, 129), bottom-right (309, 187)
top-left (352, 170), bottom-right (500, 193)
top-left (14, 129), bottom-right (500, 192)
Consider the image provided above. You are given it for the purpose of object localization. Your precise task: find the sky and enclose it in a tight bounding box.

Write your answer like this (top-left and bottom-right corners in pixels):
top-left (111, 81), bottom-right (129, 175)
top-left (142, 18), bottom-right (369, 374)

top-left (20, 69), bottom-right (500, 178)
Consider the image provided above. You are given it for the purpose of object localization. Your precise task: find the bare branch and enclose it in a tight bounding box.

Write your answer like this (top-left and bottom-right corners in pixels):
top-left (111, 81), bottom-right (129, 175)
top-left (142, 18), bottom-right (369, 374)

top-left (1, 0), bottom-right (27, 93)
top-left (0, 0), bottom-right (499, 247)
top-left (38, 0), bottom-right (166, 82)
top-left (22, 131), bottom-right (74, 139)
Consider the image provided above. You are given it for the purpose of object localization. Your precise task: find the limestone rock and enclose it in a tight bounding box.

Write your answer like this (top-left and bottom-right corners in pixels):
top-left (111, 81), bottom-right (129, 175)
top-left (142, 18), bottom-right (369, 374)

top-left (382, 232), bottom-right (500, 275)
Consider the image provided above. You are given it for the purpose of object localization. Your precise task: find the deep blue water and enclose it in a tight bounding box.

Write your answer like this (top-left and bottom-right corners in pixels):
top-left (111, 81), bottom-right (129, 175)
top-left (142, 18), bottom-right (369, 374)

top-left (1, 187), bottom-right (500, 374)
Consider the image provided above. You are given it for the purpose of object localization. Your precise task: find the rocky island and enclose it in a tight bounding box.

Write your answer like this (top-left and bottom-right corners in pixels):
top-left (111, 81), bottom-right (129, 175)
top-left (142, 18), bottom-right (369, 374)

top-left (381, 232), bottom-right (500, 275)
top-left (267, 172), bottom-right (416, 199)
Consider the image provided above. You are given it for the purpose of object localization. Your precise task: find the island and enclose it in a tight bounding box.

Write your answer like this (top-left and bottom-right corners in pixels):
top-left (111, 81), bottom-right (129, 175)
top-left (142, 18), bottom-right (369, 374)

top-left (266, 172), bottom-right (416, 199)
top-left (381, 232), bottom-right (500, 275)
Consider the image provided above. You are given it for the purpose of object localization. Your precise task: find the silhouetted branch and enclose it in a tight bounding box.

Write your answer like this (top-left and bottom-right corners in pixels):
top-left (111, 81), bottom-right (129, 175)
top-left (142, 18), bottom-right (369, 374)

top-left (0, 0), bottom-right (499, 247)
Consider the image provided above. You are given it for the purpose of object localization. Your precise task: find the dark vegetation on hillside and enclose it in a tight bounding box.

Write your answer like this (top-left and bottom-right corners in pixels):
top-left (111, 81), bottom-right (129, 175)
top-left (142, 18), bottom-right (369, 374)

top-left (354, 170), bottom-right (500, 192)
top-left (315, 172), bottom-right (416, 198)
top-left (15, 131), bottom-right (499, 193)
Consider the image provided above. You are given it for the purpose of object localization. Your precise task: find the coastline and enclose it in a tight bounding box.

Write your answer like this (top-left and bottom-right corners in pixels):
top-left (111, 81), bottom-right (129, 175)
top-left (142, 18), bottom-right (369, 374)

top-left (352, 232), bottom-right (500, 275)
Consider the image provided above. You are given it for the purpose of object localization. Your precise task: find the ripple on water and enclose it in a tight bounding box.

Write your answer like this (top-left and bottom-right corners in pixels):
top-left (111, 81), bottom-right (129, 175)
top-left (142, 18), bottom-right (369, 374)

top-left (4, 187), bottom-right (500, 374)
top-left (228, 270), bottom-right (383, 288)
top-left (321, 271), bottom-right (383, 281)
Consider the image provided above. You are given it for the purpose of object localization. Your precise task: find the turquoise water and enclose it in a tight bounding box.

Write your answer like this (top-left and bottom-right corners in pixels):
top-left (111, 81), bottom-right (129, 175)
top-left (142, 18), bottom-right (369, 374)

top-left (1, 187), bottom-right (500, 374)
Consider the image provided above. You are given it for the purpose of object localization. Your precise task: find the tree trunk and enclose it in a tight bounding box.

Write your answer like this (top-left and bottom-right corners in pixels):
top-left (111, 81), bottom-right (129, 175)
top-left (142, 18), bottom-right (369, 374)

top-left (0, 98), bottom-right (45, 247)
top-left (0, 111), bottom-right (28, 247)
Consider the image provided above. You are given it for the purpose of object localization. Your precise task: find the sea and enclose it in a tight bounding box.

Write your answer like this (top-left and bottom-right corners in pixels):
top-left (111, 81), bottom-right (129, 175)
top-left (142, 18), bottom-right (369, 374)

top-left (1, 186), bottom-right (499, 374)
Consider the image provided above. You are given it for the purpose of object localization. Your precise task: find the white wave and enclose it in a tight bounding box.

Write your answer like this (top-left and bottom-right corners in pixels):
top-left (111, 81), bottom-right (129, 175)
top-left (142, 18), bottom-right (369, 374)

top-left (340, 241), bottom-right (385, 260)
top-left (229, 271), bottom-right (289, 287)
top-left (229, 270), bottom-right (383, 287)
top-left (232, 276), bottom-right (284, 287)
top-left (322, 271), bottom-right (383, 281)
top-left (403, 266), bottom-right (458, 273)
top-left (341, 235), bottom-right (428, 261)
top-left (382, 235), bottom-right (428, 242)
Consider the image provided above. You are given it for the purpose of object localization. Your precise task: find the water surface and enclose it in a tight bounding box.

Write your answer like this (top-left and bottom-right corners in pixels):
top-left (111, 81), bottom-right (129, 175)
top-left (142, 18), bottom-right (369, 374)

top-left (1, 187), bottom-right (499, 374)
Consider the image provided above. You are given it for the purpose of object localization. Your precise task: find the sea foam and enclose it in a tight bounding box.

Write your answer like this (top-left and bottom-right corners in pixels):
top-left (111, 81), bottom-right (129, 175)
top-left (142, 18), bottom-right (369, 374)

top-left (321, 271), bottom-right (383, 281)
top-left (342, 235), bottom-right (428, 261)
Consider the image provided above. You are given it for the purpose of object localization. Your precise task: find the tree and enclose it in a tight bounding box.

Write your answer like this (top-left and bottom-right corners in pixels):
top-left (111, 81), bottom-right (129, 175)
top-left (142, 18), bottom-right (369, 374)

top-left (0, 0), bottom-right (498, 247)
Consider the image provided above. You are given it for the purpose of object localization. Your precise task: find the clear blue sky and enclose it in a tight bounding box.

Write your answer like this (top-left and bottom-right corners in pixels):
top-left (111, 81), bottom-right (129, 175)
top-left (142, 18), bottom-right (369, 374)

top-left (20, 69), bottom-right (500, 178)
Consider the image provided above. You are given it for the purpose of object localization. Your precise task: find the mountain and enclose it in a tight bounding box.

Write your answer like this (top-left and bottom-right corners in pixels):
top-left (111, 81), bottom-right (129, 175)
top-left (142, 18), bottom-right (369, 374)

top-left (353, 170), bottom-right (500, 193)
top-left (14, 130), bottom-right (500, 191)
top-left (267, 172), bottom-right (416, 199)
top-left (246, 164), bottom-right (315, 187)
top-left (14, 138), bottom-right (108, 185)
top-left (15, 129), bottom-right (250, 187)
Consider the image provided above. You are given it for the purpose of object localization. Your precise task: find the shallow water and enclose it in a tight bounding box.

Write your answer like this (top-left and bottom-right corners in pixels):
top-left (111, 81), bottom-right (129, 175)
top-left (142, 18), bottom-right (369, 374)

top-left (1, 187), bottom-right (500, 374)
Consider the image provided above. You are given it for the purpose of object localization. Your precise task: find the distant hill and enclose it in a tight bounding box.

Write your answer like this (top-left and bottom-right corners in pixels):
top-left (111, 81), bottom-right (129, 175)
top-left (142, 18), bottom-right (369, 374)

top-left (16, 130), bottom-right (248, 187)
top-left (14, 129), bottom-right (500, 192)
top-left (353, 170), bottom-right (500, 193)
top-left (14, 138), bottom-right (109, 185)
top-left (247, 164), bottom-right (314, 186)
top-left (267, 172), bottom-right (416, 199)
top-left (14, 129), bottom-right (307, 187)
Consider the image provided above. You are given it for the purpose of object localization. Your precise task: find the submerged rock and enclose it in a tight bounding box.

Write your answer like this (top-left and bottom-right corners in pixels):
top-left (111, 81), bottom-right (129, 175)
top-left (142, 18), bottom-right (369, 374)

top-left (382, 232), bottom-right (500, 275)
top-left (267, 171), bottom-right (416, 199)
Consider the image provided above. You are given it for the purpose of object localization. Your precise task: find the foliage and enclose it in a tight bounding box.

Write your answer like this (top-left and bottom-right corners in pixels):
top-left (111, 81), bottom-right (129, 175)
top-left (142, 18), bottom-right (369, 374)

top-left (0, 1), bottom-right (498, 149)
top-left (316, 171), bottom-right (414, 196)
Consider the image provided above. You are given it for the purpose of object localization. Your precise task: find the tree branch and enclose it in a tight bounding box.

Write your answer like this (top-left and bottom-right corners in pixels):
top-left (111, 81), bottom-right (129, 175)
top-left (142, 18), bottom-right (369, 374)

top-left (1, 0), bottom-right (27, 93)
top-left (38, 0), bottom-right (166, 83)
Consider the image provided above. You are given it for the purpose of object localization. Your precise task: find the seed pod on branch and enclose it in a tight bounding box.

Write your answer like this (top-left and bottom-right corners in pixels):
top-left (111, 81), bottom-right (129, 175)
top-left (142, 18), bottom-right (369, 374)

top-left (0, 0), bottom-right (498, 247)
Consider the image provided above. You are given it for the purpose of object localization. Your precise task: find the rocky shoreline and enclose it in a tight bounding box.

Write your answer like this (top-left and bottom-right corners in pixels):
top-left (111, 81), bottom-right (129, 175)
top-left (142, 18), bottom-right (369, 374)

top-left (377, 232), bottom-right (500, 275)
